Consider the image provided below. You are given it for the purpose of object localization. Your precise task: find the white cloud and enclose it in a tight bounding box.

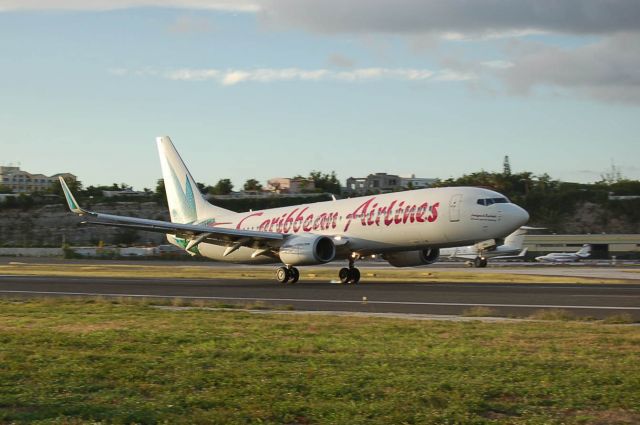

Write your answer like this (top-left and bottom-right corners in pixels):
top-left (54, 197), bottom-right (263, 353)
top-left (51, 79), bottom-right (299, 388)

top-left (481, 60), bottom-right (515, 70)
top-left (0, 0), bottom-right (259, 12)
top-left (502, 33), bottom-right (640, 103)
top-left (124, 67), bottom-right (463, 85)
top-left (3, 1), bottom-right (639, 38)
top-left (259, 0), bottom-right (640, 36)
top-left (166, 68), bottom-right (220, 81)
top-left (12, 0), bottom-right (640, 105)
top-left (221, 70), bottom-right (251, 85)
top-left (441, 29), bottom-right (546, 42)
top-left (433, 69), bottom-right (476, 82)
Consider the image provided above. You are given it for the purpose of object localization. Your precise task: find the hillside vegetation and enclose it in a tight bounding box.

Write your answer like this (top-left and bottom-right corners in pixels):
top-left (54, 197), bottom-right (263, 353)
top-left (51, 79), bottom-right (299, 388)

top-left (0, 173), bottom-right (638, 247)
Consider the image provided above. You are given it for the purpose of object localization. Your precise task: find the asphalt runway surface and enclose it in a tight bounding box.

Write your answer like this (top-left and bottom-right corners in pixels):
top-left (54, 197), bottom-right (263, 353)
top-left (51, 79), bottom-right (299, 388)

top-left (1, 275), bottom-right (639, 320)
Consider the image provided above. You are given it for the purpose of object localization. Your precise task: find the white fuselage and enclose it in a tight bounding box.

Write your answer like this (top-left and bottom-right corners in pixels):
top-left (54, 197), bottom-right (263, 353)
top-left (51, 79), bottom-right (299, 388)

top-left (168, 186), bottom-right (529, 264)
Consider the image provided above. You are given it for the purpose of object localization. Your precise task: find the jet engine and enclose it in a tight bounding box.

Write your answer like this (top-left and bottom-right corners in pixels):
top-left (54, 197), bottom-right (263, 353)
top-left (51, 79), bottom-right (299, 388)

top-left (383, 248), bottom-right (440, 267)
top-left (279, 235), bottom-right (336, 266)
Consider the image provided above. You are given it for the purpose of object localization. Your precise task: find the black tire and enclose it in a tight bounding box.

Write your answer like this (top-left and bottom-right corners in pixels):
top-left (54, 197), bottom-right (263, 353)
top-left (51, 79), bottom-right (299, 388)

top-left (275, 266), bottom-right (290, 284)
top-left (289, 267), bottom-right (300, 284)
top-left (349, 268), bottom-right (361, 284)
top-left (479, 258), bottom-right (488, 268)
top-left (338, 267), bottom-right (350, 284)
top-left (473, 257), bottom-right (482, 268)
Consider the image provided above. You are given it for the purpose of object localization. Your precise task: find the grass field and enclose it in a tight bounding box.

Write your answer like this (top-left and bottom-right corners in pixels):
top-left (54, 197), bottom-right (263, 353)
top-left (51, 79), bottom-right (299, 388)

top-left (0, 262), bottom-right (634, 284)
top-left (0, 298), bottom-right (639, 424)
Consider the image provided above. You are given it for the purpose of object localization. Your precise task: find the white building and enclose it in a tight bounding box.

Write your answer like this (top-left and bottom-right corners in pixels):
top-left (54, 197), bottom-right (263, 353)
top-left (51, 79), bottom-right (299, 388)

top-left (266, 177), bottom-right (315, 194)
top-left (345, 173), bottom-right (436, 195)
top-left (400, 174), bottom-right (438, 189)
top-left (0, 166), bottom-right (76, 194)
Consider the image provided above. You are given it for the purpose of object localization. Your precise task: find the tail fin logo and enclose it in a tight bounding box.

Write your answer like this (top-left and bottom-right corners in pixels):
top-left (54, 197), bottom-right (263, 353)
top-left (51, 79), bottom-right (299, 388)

top-left (168, 163), bottom-right (197, 224)
top-left (157, 136), bottom-right (234, 223)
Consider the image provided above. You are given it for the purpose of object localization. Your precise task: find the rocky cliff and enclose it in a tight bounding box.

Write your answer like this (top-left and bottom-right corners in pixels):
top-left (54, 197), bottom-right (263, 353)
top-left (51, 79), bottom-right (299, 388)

top-left (0, 202), bottom-right (170, 247)
top-left (0, 199), bottom-right (638, 248)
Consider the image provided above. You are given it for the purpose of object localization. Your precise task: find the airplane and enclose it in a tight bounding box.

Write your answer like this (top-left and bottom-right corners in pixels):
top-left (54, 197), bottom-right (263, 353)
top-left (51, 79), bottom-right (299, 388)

top-left (440, 226), bottom-right (538, 267)
top-left (59, 136), bottom-right (529, 284)
top-left (535, 244), bottom-right (592, 263)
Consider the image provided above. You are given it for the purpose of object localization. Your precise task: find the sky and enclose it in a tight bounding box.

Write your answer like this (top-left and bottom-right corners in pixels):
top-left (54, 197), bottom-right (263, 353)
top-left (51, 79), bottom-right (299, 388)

top-left (1, 0), bottom-right (639, 190)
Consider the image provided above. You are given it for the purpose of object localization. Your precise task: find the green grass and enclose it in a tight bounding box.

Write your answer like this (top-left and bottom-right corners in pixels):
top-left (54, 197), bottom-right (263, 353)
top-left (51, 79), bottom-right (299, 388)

top-left (0, 298), bottom-right (639, 424)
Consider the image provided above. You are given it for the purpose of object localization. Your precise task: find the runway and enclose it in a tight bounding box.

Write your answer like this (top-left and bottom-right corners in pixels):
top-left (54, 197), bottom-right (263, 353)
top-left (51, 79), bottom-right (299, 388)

top-left (1, 275), bottom-right (639, 319)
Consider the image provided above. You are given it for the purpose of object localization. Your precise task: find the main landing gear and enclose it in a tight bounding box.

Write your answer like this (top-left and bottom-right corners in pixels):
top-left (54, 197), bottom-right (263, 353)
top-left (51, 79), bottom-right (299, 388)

top-left (338, 257), bottom-right (361, 284)
top-left (275, 266), bottom-right (300, 284)
top-left (275, 255), bottom-right (362, 285)
top-left (473, 257), bottom-right (488, 268)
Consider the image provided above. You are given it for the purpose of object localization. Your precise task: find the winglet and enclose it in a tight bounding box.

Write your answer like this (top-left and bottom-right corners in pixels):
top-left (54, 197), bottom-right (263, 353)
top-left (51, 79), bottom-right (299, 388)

top-left (59, 177), bottom-right (86, 215)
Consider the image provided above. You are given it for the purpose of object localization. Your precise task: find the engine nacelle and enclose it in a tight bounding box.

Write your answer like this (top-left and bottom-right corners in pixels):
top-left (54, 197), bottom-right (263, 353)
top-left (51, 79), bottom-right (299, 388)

top-left (384, 248), bottom-right (440, 267)
top-left (279, 235), bottom-right (336, 266)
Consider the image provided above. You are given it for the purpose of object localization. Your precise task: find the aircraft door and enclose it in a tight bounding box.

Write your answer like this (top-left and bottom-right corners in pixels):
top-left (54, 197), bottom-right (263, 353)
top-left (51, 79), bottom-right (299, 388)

top-left (449, 194), bottom-right (463, 222)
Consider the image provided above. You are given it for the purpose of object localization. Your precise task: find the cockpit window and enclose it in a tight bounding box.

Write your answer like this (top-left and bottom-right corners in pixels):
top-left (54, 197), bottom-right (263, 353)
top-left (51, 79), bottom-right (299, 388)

top-left (477, 197), bottom-right (509, 206)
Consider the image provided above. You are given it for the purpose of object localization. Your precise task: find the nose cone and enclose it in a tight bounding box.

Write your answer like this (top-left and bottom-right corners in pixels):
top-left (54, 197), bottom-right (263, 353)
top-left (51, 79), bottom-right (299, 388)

top-left (513, 204), bottom-right (530, 227)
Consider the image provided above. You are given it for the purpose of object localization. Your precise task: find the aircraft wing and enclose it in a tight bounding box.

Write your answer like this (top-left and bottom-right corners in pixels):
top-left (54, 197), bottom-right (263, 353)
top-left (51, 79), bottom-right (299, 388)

top-left (59, 177), bottom-right (285, 251)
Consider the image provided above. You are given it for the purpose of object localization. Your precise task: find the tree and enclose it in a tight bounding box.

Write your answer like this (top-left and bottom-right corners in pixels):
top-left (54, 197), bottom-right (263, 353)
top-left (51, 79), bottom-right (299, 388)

top-left (243, 178), bottom-right (263, 191)
top-left (155, 179), bottom-right (167, 206)
top-left (49, 179), bottom-right (83, 197)
top-left (209, 179), bottom-right (234, 195)
top-left (113, 228), bottom-right (140, 245)
top-left (0, 185), bottom-right (12, 194)
top-left (309, 170), bottom-right (341, 195)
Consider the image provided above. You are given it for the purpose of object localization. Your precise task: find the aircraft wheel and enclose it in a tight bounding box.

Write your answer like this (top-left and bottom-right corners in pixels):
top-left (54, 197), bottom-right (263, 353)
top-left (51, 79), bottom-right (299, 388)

top-left (479, 258), bottom-right (488, 268)
top-left (339, 267), bottom-right (350, 284)
top-left (289, 267), bottom-right (300, 284)
top-left (473, 257), bottom-right (482, 268)
top-left (275, 266), bottom-right (290, 284)
top-left (349, 268), bottom-right (361, 284)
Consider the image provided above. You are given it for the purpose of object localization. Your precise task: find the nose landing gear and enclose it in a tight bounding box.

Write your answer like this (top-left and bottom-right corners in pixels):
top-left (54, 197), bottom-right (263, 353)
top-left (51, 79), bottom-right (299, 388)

top-left (473, 257), bottom-right (488, 268)
top-left (338, 257), bottom-right (361, 284)
top-left (275, 266), bottom-right (300, 284)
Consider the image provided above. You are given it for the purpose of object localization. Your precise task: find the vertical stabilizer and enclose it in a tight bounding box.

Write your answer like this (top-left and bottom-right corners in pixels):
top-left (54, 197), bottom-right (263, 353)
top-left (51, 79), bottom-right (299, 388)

top-left (156, 136), bottom-right (233, 224)
top-left (503, 227), bottom-right (527, 249)
top-left (577, 244), bottom-right (591, 257)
